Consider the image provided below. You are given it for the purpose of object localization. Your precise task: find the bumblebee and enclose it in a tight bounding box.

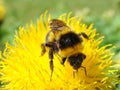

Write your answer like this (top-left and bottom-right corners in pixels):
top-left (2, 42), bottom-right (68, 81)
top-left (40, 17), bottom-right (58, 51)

top-left (41, 19), bottom-right (88, 80)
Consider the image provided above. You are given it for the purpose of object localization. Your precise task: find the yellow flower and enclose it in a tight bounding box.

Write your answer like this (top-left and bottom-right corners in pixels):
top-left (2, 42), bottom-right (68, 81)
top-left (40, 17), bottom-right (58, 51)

top-left (0, 12), bottom-right (119, 90)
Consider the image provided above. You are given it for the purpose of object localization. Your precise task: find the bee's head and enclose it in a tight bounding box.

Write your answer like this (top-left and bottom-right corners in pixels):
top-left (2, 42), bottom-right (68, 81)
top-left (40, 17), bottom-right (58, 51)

top-left (49, 19), bottom-right (68, 33)
top-left (49, 19), bottom-right (71, 36)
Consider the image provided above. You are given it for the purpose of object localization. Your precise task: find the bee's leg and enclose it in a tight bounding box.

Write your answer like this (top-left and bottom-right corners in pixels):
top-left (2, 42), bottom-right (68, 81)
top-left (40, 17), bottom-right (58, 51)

top-left (80, 66), bottom-right (87, 76)
top-left (49, 48), bottom-right (54, 81)
top-left (73, 69), bottom-right (78, 78)
top-left (41, 43), bottom-right (46, 56)
top-left (41, 43), bottom-right (53, 56)
top-left (78, 32), bottom-right (89, 39)
top-left (61, 57), bottom-right (67, 65)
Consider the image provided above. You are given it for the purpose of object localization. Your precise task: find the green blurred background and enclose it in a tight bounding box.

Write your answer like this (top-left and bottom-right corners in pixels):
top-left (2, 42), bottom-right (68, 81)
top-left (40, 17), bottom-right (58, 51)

top-left (1, 0), bottom-right (120, 55)
top-left (0, 0), bottom-right (120, 89)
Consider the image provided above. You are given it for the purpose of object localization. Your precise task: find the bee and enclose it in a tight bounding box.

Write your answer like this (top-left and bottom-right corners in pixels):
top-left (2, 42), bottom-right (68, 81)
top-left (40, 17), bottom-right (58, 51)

top-left (41, 19), bottom-right (89, 80)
